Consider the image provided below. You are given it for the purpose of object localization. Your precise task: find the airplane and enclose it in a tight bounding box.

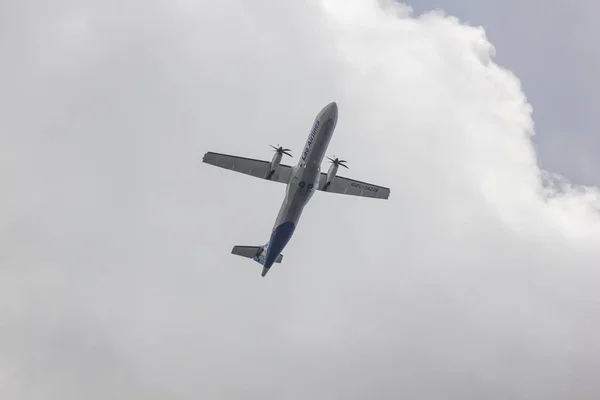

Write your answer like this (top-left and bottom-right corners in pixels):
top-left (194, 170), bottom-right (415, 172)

top-left (202, 101), bottom-right (390, 277)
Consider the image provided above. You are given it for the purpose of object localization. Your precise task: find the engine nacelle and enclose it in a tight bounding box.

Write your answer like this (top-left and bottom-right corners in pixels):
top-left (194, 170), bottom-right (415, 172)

top-left (322, 163), bottom-right (338, 191)
top-left (270, 152), bottom-right (282, 171)
top-left (265, 152), bottom-right (282, 180)
top-left (323, 156), bottom-right (348, 190)
top-left (266, 145), bottom-right (292, 180)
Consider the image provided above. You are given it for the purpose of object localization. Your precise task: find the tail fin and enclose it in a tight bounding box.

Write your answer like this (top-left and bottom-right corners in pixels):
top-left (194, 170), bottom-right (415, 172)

top-left (231, 245), bottom-right (283, 264)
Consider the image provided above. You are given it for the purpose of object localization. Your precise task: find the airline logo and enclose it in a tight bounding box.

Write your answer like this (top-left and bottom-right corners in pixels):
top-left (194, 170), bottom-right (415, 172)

top-left (301, 120), bottom-right (320, 161)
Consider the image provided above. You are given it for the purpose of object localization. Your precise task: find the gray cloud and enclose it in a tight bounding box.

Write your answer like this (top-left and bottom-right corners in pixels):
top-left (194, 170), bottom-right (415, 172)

top-left (1, 0), bottom-right (599, 399)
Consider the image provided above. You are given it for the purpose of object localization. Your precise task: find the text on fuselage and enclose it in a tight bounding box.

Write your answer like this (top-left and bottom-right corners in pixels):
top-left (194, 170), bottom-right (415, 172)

top-left (302, 120), bottom-right (320, 161)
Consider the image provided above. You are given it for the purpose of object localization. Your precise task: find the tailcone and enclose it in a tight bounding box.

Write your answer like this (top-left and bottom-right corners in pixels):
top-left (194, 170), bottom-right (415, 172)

top-left (261, 267), bottom-right (269, 277)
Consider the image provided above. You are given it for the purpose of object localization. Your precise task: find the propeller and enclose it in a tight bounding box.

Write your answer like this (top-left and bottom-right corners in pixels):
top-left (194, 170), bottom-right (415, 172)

top-left (270, 144), bottom-right (292, 157)
top-left (327, 156), bottom-right (349, 169)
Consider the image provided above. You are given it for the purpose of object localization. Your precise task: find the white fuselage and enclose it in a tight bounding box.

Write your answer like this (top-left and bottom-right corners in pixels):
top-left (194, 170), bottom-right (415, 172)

top-left (259, 102), bottom-right (338, 274)
top-left (274, 102), bottom-right (338, 229)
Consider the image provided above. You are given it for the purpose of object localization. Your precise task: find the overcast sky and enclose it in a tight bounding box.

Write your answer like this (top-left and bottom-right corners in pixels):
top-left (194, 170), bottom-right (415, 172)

top-left (1, 0), bottom-right (599, 399)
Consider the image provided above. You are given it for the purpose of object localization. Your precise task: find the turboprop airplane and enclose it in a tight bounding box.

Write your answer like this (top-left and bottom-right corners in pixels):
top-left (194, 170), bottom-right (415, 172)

top-left (202, 102), bottom-right (390, 277)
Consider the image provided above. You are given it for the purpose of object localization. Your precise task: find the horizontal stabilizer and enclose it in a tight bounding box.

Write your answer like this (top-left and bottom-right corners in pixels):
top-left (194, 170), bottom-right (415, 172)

top-left (231, 246), bottom-right (283, 263)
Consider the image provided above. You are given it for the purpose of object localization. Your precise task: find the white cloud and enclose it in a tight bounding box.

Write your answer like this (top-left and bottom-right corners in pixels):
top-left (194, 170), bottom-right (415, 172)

top-left (1, 0), bottom-right (599, 398)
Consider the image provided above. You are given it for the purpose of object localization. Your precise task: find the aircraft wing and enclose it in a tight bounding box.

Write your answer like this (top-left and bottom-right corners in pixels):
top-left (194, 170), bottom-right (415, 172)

top-left (202, 152), bottom-right (293, 184)
top-left (317, 173), bottom-right (390, 199)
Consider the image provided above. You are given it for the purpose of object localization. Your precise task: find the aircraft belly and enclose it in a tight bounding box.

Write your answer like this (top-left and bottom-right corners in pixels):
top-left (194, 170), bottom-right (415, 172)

top-left (274, 197), bottom-right (304, 228)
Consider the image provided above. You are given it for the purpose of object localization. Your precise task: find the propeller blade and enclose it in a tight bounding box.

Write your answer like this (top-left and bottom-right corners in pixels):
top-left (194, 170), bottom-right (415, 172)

top-left (327, 156), bottom-right (348, 168)
top-left (270, 144), bottom-right (292, 157)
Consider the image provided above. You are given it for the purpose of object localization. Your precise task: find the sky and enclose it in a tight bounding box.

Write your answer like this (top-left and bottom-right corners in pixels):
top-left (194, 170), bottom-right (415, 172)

top-left (1, 0), bottom-right (599, 399)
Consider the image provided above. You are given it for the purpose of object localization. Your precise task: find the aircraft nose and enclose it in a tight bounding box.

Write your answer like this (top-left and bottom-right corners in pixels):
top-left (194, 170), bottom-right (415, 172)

top-left (327, 101), bottom-right (338, 118)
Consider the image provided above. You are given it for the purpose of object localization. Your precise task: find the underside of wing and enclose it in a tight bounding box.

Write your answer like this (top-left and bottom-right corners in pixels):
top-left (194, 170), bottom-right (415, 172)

top-left (317, 173), bottom-right (390, 199)
top-left (202, 152), bottom-right (293, 184)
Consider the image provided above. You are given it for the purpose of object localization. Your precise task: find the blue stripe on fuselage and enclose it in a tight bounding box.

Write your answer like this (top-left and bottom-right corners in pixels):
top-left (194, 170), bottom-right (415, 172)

top-left (264, 222), bottom-right (296, 269)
